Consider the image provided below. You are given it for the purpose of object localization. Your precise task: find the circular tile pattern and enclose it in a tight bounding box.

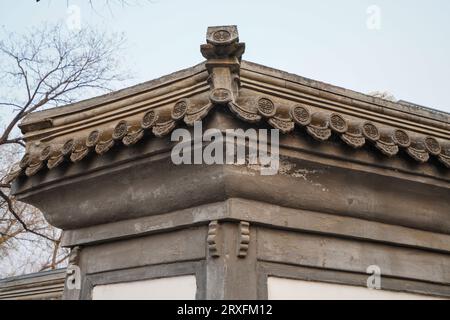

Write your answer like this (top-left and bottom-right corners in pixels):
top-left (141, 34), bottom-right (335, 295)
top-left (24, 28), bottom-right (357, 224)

top-left (40, 146), bottom-right (52, 161)
top-left (330, 113), bottom-right (348, 133)
top-left (86, 130), bottom-right (100, 147)
top-left (290, 105), bottom-right (311, 126)
top-left (212, 30), bottom-right (231, 42)
top-left (142, 110), bottom-right (157, 129)
top-left (210, 88), bottom-right (232, 104)
top-left (62, 139), bottom-right (74, 156)
top-left (257, 97), bottom-right (276, 117)
top-left (393, 129), bottom-right (410, 147)
top-left (362, 122), bottom-right (380, 141)
top-left (424, 136), bottom-right (441, 155)
top-left (113, 120), bottom-right (128, 140)
top-left (171, 100), bottom-right (188, 120)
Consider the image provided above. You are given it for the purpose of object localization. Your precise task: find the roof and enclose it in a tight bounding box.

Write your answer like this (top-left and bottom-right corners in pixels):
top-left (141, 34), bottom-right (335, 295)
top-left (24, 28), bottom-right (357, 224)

top-left (0, 269), bottom-right (65, 300)
top-left (4, 25), bottom-right (450, 185)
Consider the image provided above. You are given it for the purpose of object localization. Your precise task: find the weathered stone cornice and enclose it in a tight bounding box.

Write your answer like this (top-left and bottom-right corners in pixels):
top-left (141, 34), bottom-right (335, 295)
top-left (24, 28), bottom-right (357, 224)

top-left (5, 26), bottom-right (450, 185)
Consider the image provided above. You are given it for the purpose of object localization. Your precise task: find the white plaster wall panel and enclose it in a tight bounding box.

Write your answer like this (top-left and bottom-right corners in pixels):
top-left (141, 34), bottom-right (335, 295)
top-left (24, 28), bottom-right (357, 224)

top-left (267, 277), bottom-right (442, 300)
top-left (92, 275), bottom-right (196, 300)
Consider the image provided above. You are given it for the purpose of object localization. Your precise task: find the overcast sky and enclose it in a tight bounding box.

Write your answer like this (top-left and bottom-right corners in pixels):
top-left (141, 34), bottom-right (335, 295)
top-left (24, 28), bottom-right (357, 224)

top-left (0, 0), bottom-right (449, 114)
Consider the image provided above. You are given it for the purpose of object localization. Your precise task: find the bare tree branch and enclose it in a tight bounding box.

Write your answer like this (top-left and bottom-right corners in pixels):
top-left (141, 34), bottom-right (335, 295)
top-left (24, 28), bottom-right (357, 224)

top-left (0, 189), bottom-right (56, 242)
top-left (0, 22), bottom-right (129, 276)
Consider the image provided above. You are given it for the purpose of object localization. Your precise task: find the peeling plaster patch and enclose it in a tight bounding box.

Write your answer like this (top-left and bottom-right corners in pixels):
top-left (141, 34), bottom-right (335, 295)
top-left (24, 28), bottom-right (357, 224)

top-left (227, 156), bottom-right (329, 192)
top-left (151, 185), bottom-right (165, 198)
top-left (229, 161), bottom-right (260, 176)
top-left (277, 158), bottom-right (322, 179)
top-left (277, 158), bottom-right (329, 192)
top-left (134, 223), bottom-right (142, 233)
top-left (192, 204), bottom-right (227, 221)
top-left (133, 221), bottom-right (174, 233)
top-left (229, 164), bottom-right (258, 176)
top-left (228, 157), bottom-right (328, 188)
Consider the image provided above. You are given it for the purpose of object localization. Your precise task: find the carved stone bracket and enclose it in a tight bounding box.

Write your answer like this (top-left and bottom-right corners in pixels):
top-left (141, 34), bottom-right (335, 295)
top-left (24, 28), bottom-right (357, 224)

top-left (207, 220), bottom-right (221, 257)
top-left (237, 221), bottom-right (250, 258)
top-left (65, 246), bottom-right (81, 292)
top-left (207, 220), bottom-right (251, 258)
top-left (68, 245), bottom-right (81, 265)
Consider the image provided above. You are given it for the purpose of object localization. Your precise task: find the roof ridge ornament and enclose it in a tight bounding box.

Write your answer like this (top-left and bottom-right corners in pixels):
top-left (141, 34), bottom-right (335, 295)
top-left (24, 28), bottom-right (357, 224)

top-left (201, 25), bottom-right (245, 61)
top-left (201, 26), bottom-right (245, 106)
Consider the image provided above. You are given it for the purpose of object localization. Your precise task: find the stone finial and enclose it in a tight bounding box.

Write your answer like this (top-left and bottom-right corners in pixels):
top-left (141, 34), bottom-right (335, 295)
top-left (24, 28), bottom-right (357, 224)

top-left (200, 26), bottom-right (245, 105)
top-left (200, 25), bottom-right (245, 61)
